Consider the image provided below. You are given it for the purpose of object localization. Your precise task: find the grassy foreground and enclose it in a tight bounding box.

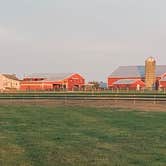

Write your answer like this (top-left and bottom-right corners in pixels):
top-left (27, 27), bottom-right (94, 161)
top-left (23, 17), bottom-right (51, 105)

top-left (0, 105), bottom-right (166, 166)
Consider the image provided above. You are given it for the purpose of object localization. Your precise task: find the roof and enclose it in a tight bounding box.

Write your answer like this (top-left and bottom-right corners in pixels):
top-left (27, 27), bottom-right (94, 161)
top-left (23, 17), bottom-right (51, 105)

top-left (113, 79), bottom-right (140, 85)
top-left (24, 73), bottom-right (74, 81)
top-left (146, 56), bottom-right (156, 62)
top-left (109, 65), bottom-right (166, 78)
top-left (2, 74), bottom-right (19, 81)
top-left (159, 77), bottom-right (166, 82)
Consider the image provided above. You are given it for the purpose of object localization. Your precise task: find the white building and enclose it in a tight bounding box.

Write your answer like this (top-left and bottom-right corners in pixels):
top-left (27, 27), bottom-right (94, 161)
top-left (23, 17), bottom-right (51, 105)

top-left (0, 74), bottom-right (20, 91)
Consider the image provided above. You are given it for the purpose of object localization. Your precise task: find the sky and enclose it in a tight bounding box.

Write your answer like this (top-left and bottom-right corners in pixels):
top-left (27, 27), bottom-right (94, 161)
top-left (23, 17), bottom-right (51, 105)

top-left (0, 0), bottom-right (166, 81)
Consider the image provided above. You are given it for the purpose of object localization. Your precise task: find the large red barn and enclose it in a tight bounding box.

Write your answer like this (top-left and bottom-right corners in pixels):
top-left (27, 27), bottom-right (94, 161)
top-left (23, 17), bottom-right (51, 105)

top-left (108, 65), bottom-right (166, 90)
top-left (20, 73), bottom-right (85, 91)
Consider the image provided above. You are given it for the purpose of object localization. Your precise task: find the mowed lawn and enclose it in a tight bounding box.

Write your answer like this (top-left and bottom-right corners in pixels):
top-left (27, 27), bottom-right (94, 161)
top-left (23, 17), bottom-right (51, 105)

top-left (0, 105), bottom-right (166, 166)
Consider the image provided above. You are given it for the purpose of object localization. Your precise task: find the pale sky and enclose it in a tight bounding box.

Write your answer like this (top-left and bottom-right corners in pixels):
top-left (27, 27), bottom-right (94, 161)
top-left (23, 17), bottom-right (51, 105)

top-left (0, 0), bottom-right (166, 81)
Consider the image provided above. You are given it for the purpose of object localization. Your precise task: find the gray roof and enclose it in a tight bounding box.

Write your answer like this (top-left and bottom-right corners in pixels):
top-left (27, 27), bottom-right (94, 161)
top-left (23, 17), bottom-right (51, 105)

top-left (159, 77), bottom-right (166, 81)
top-left (113, 79), bottom-right (139, 85)
top-left (156, 66), bottom-right (166, 76)
top-left (109, 65), bottom-right (166, 78)
top-left (25, 73), bottom-right (74, 81)
top-left (2, 74), bottom-right (19, 81)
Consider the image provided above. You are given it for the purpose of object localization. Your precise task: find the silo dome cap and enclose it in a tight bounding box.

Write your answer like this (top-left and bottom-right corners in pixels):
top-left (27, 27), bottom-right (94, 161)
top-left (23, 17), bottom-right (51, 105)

top-left (146, 57), bottom-right (156, 62)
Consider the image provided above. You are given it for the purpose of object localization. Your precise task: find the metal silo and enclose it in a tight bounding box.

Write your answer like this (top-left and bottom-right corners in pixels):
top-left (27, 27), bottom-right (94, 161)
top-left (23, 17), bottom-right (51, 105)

top-left (145, 57), bottom-right (156, 89)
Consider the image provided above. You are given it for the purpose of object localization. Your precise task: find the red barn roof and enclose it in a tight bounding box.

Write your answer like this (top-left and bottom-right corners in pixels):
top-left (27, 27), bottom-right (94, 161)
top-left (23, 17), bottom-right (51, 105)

top-left (113, 79), bottom-right (140, 85)
top-left (24, 73), bottom-right (80, 81)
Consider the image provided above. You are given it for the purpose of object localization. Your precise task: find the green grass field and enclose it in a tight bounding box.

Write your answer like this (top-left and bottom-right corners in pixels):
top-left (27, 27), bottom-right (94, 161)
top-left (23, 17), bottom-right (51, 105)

top-left (0, 105), bottom-right (166, 166)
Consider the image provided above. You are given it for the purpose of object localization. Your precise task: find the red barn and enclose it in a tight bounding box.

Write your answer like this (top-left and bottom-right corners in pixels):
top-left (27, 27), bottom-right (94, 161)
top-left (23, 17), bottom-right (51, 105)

top-left (108, 65), bottom-right (166, 90)
top-left (159, 77), bottom-right (166, 90)
top-left (20, 73), bottom-right (85, 91)
top-left (113, 79), bottom-right (145, 90)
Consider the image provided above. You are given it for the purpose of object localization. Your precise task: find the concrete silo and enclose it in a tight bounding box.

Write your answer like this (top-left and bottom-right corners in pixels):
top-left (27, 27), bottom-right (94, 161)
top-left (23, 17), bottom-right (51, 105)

top-left (145, 57), bottom-right (156, 89)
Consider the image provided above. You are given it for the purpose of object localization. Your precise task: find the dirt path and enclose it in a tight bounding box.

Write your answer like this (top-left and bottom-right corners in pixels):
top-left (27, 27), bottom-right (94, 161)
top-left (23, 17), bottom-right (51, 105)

top-left (0, 99), bottom-right (166, 112)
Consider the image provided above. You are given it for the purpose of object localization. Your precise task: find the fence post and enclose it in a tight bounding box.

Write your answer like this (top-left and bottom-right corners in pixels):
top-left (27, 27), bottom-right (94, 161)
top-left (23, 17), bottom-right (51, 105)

top-left (65, 94), bottom-right (67, 104)
top-left (153, 95), bottom-right (156, 104)
top-left (133, 94), bottom-right (136, 104)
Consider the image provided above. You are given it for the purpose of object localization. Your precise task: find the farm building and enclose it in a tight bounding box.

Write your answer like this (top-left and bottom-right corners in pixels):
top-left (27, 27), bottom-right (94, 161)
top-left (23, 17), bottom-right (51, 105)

top-left (159, 78), bottom-right (166, 90)
top-left (99, 82), bottom-right (107, 90)
top-left (113, 79), bottom-right (145, 90)
top-left (108, 57), bottom-right (166, 90)
top-left (0, 74), bottom-right (20, 91)
top-left (84, 81), bottom-right (107, 91)
top-left (20, 73), bottom-right (85, 91)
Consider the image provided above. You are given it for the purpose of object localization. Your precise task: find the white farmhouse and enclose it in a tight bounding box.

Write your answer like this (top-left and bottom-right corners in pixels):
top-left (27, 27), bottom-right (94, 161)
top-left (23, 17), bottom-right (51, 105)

top-left (0, 74), bottom-right (20, 91)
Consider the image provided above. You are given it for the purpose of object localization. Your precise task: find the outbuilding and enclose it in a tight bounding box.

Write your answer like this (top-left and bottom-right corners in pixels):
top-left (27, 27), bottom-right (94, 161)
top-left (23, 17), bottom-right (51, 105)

top-left (112, 79), bottom-right (145, 90)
